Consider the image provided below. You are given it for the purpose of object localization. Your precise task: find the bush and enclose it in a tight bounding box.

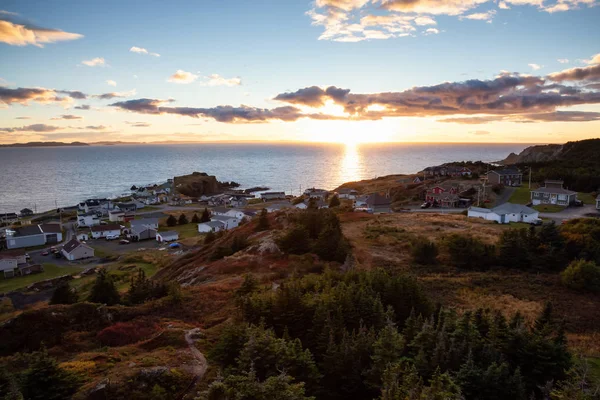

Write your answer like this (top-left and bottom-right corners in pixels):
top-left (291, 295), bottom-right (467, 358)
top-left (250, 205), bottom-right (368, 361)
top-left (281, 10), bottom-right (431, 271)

top-left (443, 234), bottom-right (495, 270)
top-left (491, 184), bottom-right (504, 195)
top-left (88, 269), bottom-right (120, 305)
top-left (49, 282), bottom-right (79, 305)
top-left (278, 227), bottom-right (311, 255)
top-left (166, 215), bottom-right (177, 227)
top-left (20, 349), bottom-right (83, 400)
top-left (329, 194), bottom-right (341, 208)
top-left (200, 208), bottom-right (211, 223)
top-left (411, 239), bottom-right (438, 265)
top-left (561, 259), bottom-right (600, 292)
top-left (97, 320), bottom-right (160, 347)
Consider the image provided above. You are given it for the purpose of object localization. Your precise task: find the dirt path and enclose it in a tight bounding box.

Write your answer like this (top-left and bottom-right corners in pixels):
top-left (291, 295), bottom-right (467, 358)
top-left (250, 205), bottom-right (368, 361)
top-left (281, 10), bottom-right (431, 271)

top-left (179, 328), bottom-right (209, 399)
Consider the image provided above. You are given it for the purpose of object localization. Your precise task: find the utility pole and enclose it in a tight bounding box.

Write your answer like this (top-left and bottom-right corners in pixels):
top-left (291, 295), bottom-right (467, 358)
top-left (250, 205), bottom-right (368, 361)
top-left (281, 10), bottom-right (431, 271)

top-left (529, 167), bottom-right (532, 189)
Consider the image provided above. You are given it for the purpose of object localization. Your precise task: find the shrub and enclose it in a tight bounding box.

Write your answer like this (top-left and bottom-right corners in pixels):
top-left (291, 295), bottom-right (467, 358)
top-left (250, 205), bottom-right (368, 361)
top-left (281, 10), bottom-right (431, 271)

top-left (97, 320), bottom-right (159, 347)
top-left (88, 269), bottom-right (120, 305)
top-left (561, 259), bottom-right (600, 292)
top-left (491, 184), bottom-right (504, 195)
top-left (411, 238), bottom-right (438, 265)
top-left (166, 215), bottom-right (177, 227)
top-left (20, 349), bottom-right (83, 400)
top-left (329, 194), bottom-right (341, 208)
top-left (278, 227), bottom-right (311, 255)
top-left (50, 282), bottom-right (79, 305)
top-left (443, 234), bottom-right (495, 270)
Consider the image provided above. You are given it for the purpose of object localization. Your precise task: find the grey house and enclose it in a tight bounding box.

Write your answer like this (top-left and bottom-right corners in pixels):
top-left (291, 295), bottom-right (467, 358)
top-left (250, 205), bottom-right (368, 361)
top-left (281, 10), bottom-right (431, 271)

top-left (366, 193), bottom-right (392, 214)
top-left (487, 169), bottom-right (523, 186)
top-left (5, 225), bottom-right (46, 249)
top-left (531, 180), bottom-right (577, 206)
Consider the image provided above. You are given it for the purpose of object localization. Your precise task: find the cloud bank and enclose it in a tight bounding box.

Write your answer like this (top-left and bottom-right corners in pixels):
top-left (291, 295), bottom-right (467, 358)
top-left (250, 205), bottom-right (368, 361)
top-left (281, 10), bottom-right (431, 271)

top-left (0, 11), bottom-right (83, 47)
top-left (129, 46), bottom-right (160, 57)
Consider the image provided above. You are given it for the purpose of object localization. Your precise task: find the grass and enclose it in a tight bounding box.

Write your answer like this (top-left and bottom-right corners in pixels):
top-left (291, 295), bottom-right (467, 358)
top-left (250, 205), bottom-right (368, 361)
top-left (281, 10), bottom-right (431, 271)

top-left (0, 263), bottom-right (84, 293)
top-left (507, 186), bottom-right (531, 205)
top-left (139, 206), bottom-right (161, 212)
top-left (578, 192), bottom-right (597, 205)
top-left (533, 204), bottom-right (565, 213)
top-left (161, 223), bottom-right (198, 239)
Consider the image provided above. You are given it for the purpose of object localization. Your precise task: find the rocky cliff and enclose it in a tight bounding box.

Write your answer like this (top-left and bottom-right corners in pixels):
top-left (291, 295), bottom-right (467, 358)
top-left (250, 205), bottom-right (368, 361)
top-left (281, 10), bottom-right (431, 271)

top-left (501, 144), bottom-right (563, 165)
top-left (174, 172), bottom-right (223, 197)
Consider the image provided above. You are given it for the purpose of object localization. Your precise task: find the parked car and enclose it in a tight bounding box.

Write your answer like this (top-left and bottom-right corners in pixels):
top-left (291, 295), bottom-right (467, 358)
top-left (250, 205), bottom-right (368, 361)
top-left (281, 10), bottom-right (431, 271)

top-left (119, 239), bottom-right (130, 245)
top-left (25, 253), bottom-right (31, 260)
top-left (41, 251), bottom-right (49, 256)
top-left (106, 234), bottom-right (120, 241)
top-left (50, 246), bottom-right (58, 253)
top-left (574, 199), bottom-right (583, 207)
top-left (420, 202), bottom-right (431, 209)
top-left (530, 218), bottom-right (543, 226)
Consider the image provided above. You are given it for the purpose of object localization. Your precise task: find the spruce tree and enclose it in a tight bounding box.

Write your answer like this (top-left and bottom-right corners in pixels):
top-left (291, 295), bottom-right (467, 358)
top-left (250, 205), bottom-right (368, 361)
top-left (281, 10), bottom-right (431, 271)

top-left (166, 214), bottom-right (177, 227)
top-left (178, 213), bottom-right (189, 225)
top-left (200, 208), bottom-right (211, 223)
top-left (88, 269), bottom-right (120, 305)
top-left (411, 239), bottom-right (438, 265)
top-left (328, 194), bottom-right (341, 208)
top-left (20, 349), bottom-right (82, 400)
top-left (49, 282), bottom-right (79, 305)
top-left (191, 213), bottom-right (200, 223)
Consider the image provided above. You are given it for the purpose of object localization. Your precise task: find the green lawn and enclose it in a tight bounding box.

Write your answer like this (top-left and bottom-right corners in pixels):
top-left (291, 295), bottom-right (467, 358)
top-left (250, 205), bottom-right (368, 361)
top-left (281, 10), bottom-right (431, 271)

top-left (160, 223), bottom-right (198, 239)
top-left (507, 186), bottom-right (532, 205)
top-left (70, 262), bottom-right (159, 298)
top-left (578, 192), bottom-right (597, 205)
top-left (139, 206), bottom-right (162, 212)
top-left (0, 263), bottom-right (84, 293)
top-left (533, 204), bottom-right (565, 213)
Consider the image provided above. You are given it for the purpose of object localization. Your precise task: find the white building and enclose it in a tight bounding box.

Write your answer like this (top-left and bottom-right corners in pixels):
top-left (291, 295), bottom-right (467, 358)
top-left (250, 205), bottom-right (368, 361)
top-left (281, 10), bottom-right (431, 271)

top-left (109, 210), bottom-right (125, 222)
top-left (468, 203), bottom-right (540, 224)
top-left (211, 215), bottom-right (240, 230)
top-left (90, 224), bottom-right (121, 239)
top-left (198, 220), bottom-right (225, 233)
top-left (130, 218), bottom-right (159, 230)
top-left (156, 231), bottom-right (179, 242)
top-left (337, 188), bottom-right (359, 200)
top-left (61, 238), bottom-right (95, 261)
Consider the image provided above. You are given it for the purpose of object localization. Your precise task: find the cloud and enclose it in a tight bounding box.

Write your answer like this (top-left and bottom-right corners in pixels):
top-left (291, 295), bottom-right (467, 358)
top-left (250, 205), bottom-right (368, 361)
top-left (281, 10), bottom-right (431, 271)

top-left (93, 89), bottom-right (137, 100)
top-left (168, 70), bottom-right (198, 84)
top-left (51, 114), bottom-right (83, 120)
top-left (461, 10), bottom-right (497, 21)
top-left (498, 1), bottom-right (510, 8)
top-left (0, 13), bottom-right (83, 47)
top-left (583, 53), bottom-right (600, 65)
top-left (15, 116), bottom-right (31, 119)
top-left (528, 63), bottom-right (543, 70)
top-left (106, 80), bottom-right (117, 87)
top-left (125, 121), bottom-right (151, 127)
top-left (0, 124), bottom-right (61, 132)
top-left (414, 16), bottom-right (436, 25)
top-left (74, 104), bottom-right (90, 110)
top-left (81, 125), bottom-right (107, 130)
top-left (548, 64), bottom-right (600, 82)
top-left (440, 111), bottom-right (600, 123)
top-left (471, 130), bottom-right (490, 135)
top-left (199, 74), bottom-right (242, 87)
top-left (129, 46), bottom-right (160, 57)
top-left (557, 58), bottom-right (569, 64)
top-left (0, 86), bottom-right (81, 106)
top-left (424, 28), bottom-right (440, 35)
top-left (81, 57), bottom-right (106, 67)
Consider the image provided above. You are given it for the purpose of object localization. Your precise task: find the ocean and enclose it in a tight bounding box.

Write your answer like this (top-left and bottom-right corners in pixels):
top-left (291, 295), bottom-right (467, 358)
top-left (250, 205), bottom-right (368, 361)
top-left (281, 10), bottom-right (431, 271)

top-left (0, 142), bottom-right (531, 214)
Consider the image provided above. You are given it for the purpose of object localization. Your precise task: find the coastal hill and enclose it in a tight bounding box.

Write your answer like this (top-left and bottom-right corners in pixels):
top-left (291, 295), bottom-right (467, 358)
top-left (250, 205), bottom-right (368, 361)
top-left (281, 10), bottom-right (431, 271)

top-left (173, 172), bottom-right (225, 197)
top-left (0, 141), bottom-right (89, 148)
top-left (501, 138), bottom-right (600, 165)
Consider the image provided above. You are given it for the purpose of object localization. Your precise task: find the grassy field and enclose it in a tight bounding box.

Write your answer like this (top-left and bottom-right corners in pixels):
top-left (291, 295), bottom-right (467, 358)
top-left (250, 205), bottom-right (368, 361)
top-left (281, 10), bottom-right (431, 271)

top-left (0, 263), bottom-right (85, 293)
top-left (507, 186), bottom-right (531, 205)
top-left (533, 204), bottom-right (565, 213)
top-left (161, 223), bottom-right (199, 239)
top-left (578, 192), bottom-right (597, 205)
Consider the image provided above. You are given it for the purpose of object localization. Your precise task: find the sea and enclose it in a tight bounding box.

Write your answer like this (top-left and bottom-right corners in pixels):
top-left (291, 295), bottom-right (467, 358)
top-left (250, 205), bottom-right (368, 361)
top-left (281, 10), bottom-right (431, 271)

top-left (0, 142), bottom-right (532, 214)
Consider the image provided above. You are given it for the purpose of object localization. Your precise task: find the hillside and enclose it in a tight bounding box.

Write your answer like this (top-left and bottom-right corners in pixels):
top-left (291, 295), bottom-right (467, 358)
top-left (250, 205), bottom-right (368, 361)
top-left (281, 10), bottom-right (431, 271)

top-left (173, 172), bottom-right (225, 197)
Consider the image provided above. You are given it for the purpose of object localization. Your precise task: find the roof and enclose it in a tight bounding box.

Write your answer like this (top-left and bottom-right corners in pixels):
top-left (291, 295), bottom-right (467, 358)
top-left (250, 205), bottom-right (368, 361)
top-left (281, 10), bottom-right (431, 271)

top-left (545, 179), bottom-right (564, 185)
top-left (531, 187), bottom-right (577, 195)
top-left (12, 225), bottom-right (43, 237)
top-left (62, 238), bottom-right (92, 254)
top-left (366, 193), bottom-right (391, 206)
top-left (469, 206), bottom-right (492, 214)
top-left (490, 169), bottom-right (522, 176)
top-left (211, 207), bottom-right (230, 214)
top-left (201, 221), bottom-right (225, 228)
top-left (242, 209), bottom-right (258, 216)
top-left (39, 224), bottom-right (62, 234)
top-left (157, 230), bottom-right (178, 237)
top-left (130, 218), bottom-right (158, 228)
top-left (131, 225), bottom-right (157, 235)
top-left (1, 213), bottom-right (18, 218)
top-left (91, 224), bottom-right (121, 232)
top-left (79, 210), bottom-right (99, 216)
top-left (492, 203), bottom-right (537, 215)
top-left (211, 215), bottom-right (237, 222)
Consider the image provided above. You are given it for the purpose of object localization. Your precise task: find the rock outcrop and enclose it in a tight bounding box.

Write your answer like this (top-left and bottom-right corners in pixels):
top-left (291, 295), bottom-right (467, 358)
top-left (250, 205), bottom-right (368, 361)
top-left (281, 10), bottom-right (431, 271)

top-left (501, 144), bottom-right (563, 165)
top-left (174, 172), bottom-right (223, 197)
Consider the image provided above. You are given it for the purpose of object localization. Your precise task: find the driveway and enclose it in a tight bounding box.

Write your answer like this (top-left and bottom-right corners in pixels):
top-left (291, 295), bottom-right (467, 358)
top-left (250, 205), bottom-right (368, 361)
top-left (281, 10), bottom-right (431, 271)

top-left (539, 204), bottom-right (597, 222)
top-left (494, 187), bottom-right (516, 206)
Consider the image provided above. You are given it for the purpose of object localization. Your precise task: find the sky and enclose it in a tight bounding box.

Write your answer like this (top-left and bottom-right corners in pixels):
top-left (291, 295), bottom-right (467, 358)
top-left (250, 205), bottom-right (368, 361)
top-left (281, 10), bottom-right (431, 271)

top-left (0, 0), bottom-right (599, 145)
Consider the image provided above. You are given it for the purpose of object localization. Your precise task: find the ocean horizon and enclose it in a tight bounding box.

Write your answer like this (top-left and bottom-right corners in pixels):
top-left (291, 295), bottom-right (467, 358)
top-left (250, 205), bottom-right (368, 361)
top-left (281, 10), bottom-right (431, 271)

top-left (0, 142), bottom-right (533, 214)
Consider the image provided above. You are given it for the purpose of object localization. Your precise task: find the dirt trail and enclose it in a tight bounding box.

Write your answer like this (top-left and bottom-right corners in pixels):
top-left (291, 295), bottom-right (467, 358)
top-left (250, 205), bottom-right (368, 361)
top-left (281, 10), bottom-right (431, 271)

top-left (179, 328), bottom-right (209, 399)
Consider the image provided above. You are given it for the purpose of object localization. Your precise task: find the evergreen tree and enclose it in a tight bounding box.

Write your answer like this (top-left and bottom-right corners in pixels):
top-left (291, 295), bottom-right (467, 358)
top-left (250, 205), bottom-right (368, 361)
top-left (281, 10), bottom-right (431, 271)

top-left (498, 229), bottom-right (531, 269)
top-left (178, 213), bottom-right (189, 225)
top-left (49, 282), bottom-right (78, 305)
top-left (411, 239), bottom-right (438, 265)
top-left (328, 195), bottom-right (341, 208)
top-left (204, 230), bottom-right (216, 245)
top-left (88, 269), bottom-right (120, 305)
top-left (278, 227), bottom-right (311, 254)
top-left (125, 268), bottom-right (168, 305)
top-left (20, 349), bottom-right (82, 400)
top-left (0, 368), bottom-right (21, 400)
top-left (256, 209), bottom-right (270, 232)
top-left (166, 215), bottom-right (177, 227)
top-left (367, 319), bottom-right (405, 388)
top-left (200, 208), bottom-right (211, 223)
top-left (191, 213), bottom-right (200, 223)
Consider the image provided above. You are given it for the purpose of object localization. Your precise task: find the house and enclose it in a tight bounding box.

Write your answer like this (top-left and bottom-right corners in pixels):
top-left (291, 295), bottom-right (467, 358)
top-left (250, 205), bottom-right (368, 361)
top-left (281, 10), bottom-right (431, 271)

top-left (81, 199), bottom-right (103, 213)
top-left (211, 215), bottom-right (240, 230)
top-left (130, 218), bottom-right (159, 230)
top-left (304, 188), bottom-right (329, 200)
top-left (20, 208), bottom-right (34, 217)
top-left (425, 184), bottom-right (460, 208)
top-left (198, 220), bottom-right (225, 233)
top-left (19, 264), bottom-right (43, 275)
top-left (530, 180), bottom-right (578, 207)
top-left (265, 202), bottom-right (292, 213)
top-left (0, 251), bottom-right (27, 278)
top-left (61, 238), bottom-right (95, 261)
top-left (296, 199), bottom-right (328, 209)
top-left (487, 169), bottom-right (523, 186)
top-left (77, 211), bottom-right (100, 227)
top-left (446, 166), bottom-right (472, 177)
top-left (116, 202), bottom-right (138, 212)
top-left (211, 207), bottom-right (231, 216)
top-left (90, 224), bottom-right (121, 239)
top-left (130, 225), bottom-right (157, 241)
top-left (156, 231), bottom-right (179, 242)
top-left (0, 213), bottom-right (18, 224)
top-left (5, 225), bottom-right (46, 249)
top-left (39, 224), bottom-right (63, 244)
top-left (468, 203), bottom-right (539, 224)
top-left (338, 188), bottom-right (359, 200)
top-left (224, 209), bottom-right (248, 220)
top-left (596, 194), bottom-right (600, 210)
top-left (261, 192), bottom-right (286, 201)
top-left (77, 233), bottom-right (90, 241)
top-left (366, 193), bottom-right (392, 214)
top-left (354, 196), bottom-right (369, 208)
top-left (230, 195), bottom-right (249, 208)
top-left (109, 210), bottom-right (125, 222)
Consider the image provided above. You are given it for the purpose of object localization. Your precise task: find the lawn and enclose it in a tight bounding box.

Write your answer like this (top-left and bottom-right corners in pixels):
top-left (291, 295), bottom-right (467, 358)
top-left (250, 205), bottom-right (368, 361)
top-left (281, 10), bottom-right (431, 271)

top-left (0, 263), bottom-right (85, 293)
top-left (160, 223), bottom-right (199, 239)
top-left (507, 186), bottom-right (531, 205)
top-left (578, 192), bottom-right (597, 205)
top-left (139, 206), bottom-right (162, 212)
top-left (533, 204), bottom-right (565, 213)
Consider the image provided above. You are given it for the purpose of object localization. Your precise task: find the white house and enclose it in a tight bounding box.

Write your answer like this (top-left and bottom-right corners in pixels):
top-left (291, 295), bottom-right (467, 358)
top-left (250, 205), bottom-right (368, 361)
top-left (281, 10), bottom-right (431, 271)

top-left (156, 231), bottom-right (179, 242)
top-left (266, 202), bottom-right (292, 213)
top-left (338, 188), bottom-right (359, 200)
top-left (353, 196), bottom-right (369, 209)
top-left (211, 215), bottom-right (240, 230)
top-left (224, 209), bottom-right (248, 220)
top-left (304, 188), bottom-right (329, 200)
top-left (109, 210), bottom-right (125, 222)
top-left (295, 199), bottom-right (328, 209)
top-left (77, 233), bottom-right (89, 241)
top-left (131, 218), bottom-right (159, 230)
top-left (211, 207), bottom-right (231, 217)
top-left (0, 252), bottom-right (28, 278)
top-left (198, 220), bottom-right (225, 233)
top-left (77, 212), bottom-right (100, 227)
top-left (91, 224), bottom-right (121, 239)
top-left (61, 238), bottom-right (95, 261)
top-left (468, 203), bottom-right (540, 224)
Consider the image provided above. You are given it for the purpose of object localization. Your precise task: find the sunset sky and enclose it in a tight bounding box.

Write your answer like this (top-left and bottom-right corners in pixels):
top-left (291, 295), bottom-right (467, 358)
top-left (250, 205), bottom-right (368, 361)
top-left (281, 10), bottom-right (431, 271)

top-left (1, 0), bottom-right (599, 144)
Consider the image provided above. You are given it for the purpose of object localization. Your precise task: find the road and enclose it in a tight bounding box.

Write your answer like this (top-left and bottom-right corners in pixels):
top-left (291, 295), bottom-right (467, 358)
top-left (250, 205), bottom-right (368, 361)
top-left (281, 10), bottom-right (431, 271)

top-left (539, 204), bottom-right (597, 222)
top-left (494, 187), bottom-right (516, 206)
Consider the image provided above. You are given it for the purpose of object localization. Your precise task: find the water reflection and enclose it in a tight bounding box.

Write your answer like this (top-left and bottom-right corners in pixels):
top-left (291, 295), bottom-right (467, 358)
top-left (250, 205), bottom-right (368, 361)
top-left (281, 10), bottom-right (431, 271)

top-left (337, 143), bottom-right (364, 184)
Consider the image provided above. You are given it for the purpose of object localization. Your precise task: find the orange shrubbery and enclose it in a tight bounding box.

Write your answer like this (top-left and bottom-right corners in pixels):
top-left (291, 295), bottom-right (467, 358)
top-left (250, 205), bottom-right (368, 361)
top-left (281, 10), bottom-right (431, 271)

top-left (97, 319), bottom-right (160, 347)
